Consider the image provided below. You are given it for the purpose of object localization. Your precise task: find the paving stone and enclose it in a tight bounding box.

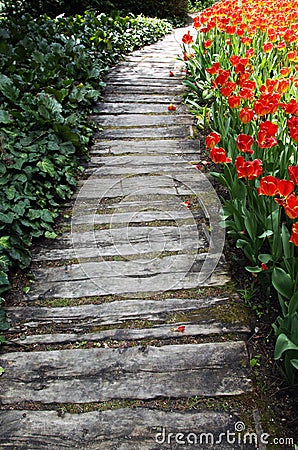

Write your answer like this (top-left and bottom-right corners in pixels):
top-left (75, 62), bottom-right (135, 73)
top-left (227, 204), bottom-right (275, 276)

top-left (94, 102), bottom-right (189, 115)
top-left (0, 342), bottom-right (251, 404)
top-left (91, 113), bottom-right (193, 127)
top-left (102, 94), bottom-right (183, 103)
top-left (96, 124), bottom-right (194, 139)
top-left (90, 138), bottom-right (199, 155)
top-left (0, 408), bottom-right (255, 450)
top-left (6, 296), bottom-right (231, 331)
top-left (10, 321), bottom-right (250, 345)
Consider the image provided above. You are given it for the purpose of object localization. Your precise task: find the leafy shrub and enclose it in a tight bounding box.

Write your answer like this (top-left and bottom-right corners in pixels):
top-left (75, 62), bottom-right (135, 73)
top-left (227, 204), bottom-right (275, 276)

top-left (1, 0), bottom-right (114, 17)
top-left (0, 12), bottom-right (172, 331)
top-left (1, 0), bottom-right (188, 21)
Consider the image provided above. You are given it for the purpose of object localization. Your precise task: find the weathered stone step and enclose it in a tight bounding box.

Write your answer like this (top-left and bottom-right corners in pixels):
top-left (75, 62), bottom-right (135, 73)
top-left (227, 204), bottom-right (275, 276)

top-left (90, 138), bottom-right (199, 155)
top-left (35, 223), bottom-right (203, 250)
top-left (105, 77), bottom-right (183, 84)
top-left (92, 99), bottom-right (186, 115)
top-left (0, 342), bottom-right (251, 404)
top-left (0, 408), bottom-right (256, 450)
top-left (104, 85), bottom-right (185, 95)
top-left (96, 124), bottom-right (193, 140)
top-left (24, 268), bottom-right (229, 300)
top-left (94, 102), bottom-right (189, 115)
top-left (74, 174), bottom-right (209, 199)
top-left (102, 94), bottom-right (183, 103)
top-left (71, 208), bottom-right (203, 226)
top-left (107, 66), bottom-right (182, 78)
top-left (6, 296), bottom-right (231, 331)
top-left (91, 113), bottom-right (193, 127)
top-left (9, 321), bottom-right (250, 346)
top-left (84, 155), bottom-right (197, 175)
top-left (31, 253), bottom-right (213, 284)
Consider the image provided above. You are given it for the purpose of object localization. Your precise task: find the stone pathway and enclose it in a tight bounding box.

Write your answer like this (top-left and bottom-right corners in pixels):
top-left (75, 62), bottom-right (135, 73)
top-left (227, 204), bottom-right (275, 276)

top-left (0, 26), bottom-right (258, 449)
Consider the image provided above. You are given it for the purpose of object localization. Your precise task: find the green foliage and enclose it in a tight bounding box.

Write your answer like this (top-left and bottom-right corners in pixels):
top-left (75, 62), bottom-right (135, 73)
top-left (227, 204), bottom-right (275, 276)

top-left (1, 0), bottom-right (188, 22)
top-left (1, 0), bottom-right (114, 17)
top-left (0, 12), bottom-right (172, 334)
top-left (188, 0), bottom-right (215, 12)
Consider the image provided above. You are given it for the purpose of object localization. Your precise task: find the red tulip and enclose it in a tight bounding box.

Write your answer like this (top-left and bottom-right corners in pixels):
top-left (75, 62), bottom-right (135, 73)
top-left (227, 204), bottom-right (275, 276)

top-left (277, 179), bottom-right (294, 197)
top-left (240, 107), bottom-right (254, 123)
top-left (257, 176), bottom-right (279, 196)
top-left (203, 39), bottom-right (212, 48)
top-left (210, 147), bottom-right (232, 164)
top-left (182, 31), bottom-right (194, 45)
top-left (288, 116), bottom-right (298, 142)
top-left (235, 156), bottom-right (263, 180)
top-left (290, 222), bottom-right (298, 246)
top-left (228, 95), bottom-right (241, 108)
top-left (263, 42), bottom-right (273, 52)
top-left (236, 134), bottom-right (254, 154)
top-left (206, 62), bottom-right (220, 75)
top-left (220, 81), bottom-right (237, 97)
top-left (279, 99), bottom-right (298, 115)
top-left (284, 194), bottom-right (298, 219)
top-left (206, 131), bottom-right (220, 148)
top-left (288, 166), bottom-right (298, 184)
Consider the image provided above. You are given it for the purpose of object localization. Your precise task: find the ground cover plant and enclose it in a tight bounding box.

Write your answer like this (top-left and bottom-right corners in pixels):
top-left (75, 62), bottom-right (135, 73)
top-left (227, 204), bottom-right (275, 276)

top-left (181, 0), bottom-right (298, 383)
top-left (0, 11), bottom-right (172, 333)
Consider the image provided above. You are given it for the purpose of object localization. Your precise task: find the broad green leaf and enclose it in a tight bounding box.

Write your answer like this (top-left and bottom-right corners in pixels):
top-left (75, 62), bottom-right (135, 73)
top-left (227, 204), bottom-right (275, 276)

top-left (281, 223), bottom-right (291, 259)
top-left (289, 291), bottom-right (298, 315)
top-left (37, 159), bottom-right (56, 178)
top-left (45, 231), bottom-right (57, 239)
top-left (290, 359), bottom-right (298, 369)
top-left (272, 267), bottom-right (293, 300)
top-left (258, 254), bottom-right (272, 263)
top-left (245, 266), bottom-right (262, 273)
top-left (0, 237), bottom-right (10, 250)
top-left (0, 109), bottom-right (12, 124)
top-left (274, 333), bottom-right (298, 360)
top-left (258, 230), bottom-right (274, 238)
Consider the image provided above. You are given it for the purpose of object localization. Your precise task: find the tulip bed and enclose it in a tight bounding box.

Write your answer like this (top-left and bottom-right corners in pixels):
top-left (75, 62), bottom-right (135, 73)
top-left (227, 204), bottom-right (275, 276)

top-left (181, 0), bottom-right (298, 383)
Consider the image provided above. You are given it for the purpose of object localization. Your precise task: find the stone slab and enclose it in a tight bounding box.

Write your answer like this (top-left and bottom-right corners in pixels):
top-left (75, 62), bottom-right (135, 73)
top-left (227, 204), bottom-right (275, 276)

top-left (95, 125), bottom-right (193, 140)
top-left (90, 138), bottom-right (199, 155)
top-left (101, 94), bottom-right (183, 103)
top-left (10, 321), bottom-right (250, 345)
top-left (0, 408), bottom-right (255, 450)
top-left (94, 103), bottom-right (189, 115)
top-left (91, 114), bottom-right (193, 127)
top-left (0, 342), bottom-right (251, 404)
top-left (7, 297), bottom-right (229, 331)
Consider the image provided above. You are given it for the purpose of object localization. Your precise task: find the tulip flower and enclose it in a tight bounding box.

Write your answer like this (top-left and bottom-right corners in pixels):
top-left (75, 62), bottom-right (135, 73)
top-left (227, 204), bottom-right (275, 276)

top-left (277, 179), bottom-right (294, 197)
top-left (257, 175), bottom-right (279, 196)
top-left (240, 107), bottom-right (254, 123)
top-left (210, 147), bottom-right (232, 164)
top-left (206, 131), bottom-right (220, 148)
top-left (235, 156), bottom-right (263, 180)
top-left (284, 194), bottom-right (298, 219)
top-left (290, 222), bottom-right (298, 246)
top-left (236, 134), bottom-right (254, 154)
top-left (288, 166), bottom-right (298, 185)
top-left (182, 31), bottom-right (194, 45)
